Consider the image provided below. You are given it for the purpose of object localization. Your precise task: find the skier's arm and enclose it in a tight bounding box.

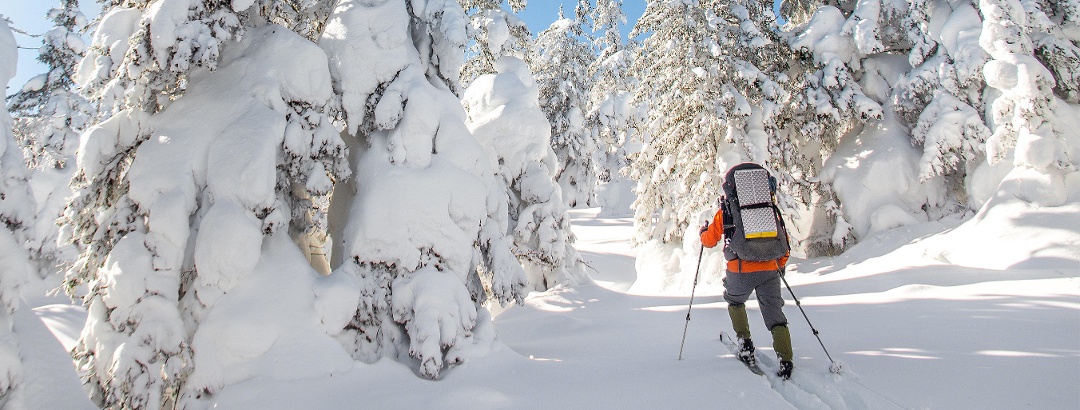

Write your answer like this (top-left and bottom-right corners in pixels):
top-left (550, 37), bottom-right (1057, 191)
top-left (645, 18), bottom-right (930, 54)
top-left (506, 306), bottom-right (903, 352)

top-left (700, 211), bottom-right (724, 248)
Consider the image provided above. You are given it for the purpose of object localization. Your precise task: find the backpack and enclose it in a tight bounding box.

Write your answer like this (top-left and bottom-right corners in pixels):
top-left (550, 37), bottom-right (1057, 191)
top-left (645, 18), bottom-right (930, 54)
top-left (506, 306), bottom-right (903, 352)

top-left (719, 163), bottom-right (790, 262)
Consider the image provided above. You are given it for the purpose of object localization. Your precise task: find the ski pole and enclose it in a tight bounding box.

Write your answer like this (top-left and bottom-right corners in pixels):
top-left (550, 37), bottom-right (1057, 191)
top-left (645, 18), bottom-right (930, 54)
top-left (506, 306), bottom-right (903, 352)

top-left (678, 243), bottom-right (706, 360)
top-left (780, 272), bottom-right (843, 373)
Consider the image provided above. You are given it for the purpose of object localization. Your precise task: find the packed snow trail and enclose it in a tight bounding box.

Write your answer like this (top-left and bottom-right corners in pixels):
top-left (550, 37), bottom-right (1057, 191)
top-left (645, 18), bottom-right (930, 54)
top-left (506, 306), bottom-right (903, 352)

top-left (718, 332), bottom-right (765, 376)
top-left (493, 210), bottom-right (909, 410)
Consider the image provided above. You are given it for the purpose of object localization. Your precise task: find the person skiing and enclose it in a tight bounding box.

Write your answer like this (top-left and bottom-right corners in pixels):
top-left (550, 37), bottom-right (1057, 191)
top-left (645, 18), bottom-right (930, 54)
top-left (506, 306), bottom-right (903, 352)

top-left (700, 163), bottom-right (794, 379)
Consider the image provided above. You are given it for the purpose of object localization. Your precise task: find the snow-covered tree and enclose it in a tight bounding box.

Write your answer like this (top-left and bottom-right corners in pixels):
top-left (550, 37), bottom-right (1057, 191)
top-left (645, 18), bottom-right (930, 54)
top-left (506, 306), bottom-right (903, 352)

top-left (978, 0), bottom-right (1080, 206)
top-left (1027, 0), bottom-right (1080, 103)
top-left (893, 0), bottom-right (991, 209)
top-left (782, 2), bottom-right (890, 254)
top-left (58, 0), bottom-right (582, 398)
top-left (260, 0), bottom-right (337, 41)
top-left (0, 16), bottom-right (33, 409)
top-left (586, 0), bottom-right (639, 216)
top-left (785, 3), bottom-right (888, 135)
top-left (7, 0), bottom-right (93, 278)
top-left (460, 0), bottom-right (532, 84)
top-left (61, 2), bottom-right (350, 407)
top-left (778, 0), bottom-right (827, 26)
top-left (75, 0), bottom-right (243, 115)
top-left (320, 0), bottom-right (528, 380)
top-left (531, 4), bottom-right (598, 208)
top-left (841, 0), bottom-right (909, 56)
top-left (0, 13), bottom-right (22, 398)
top-left (8, 0), bottom-right (91, 169)
top-left (629, 0), bottom-right (728, 247)
top-left (629, 0), bottom-right (798, 248)
top-left (464, 56), bottom-right (587, 293)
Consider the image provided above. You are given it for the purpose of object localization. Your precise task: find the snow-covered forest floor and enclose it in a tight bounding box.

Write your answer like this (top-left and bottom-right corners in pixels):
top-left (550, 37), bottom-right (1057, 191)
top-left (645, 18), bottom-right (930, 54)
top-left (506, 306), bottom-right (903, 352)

top-left (16, 205), bottom-right (1079, 409)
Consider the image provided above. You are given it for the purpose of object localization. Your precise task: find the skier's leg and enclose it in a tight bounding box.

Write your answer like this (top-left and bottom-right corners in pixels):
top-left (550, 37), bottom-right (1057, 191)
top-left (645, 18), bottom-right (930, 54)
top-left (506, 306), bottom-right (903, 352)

top-left (771, 325), bottom-right (793, 362)
top-left (772, 324), bottom-right (795, 379)
top-left (727, 304), bottom-right (752, 340)
top-left (723, 273), bottom-right (753, 339)
top-left (756, 272), bottom-right (788, 330)
top-left (756, 273), bottom-right (792, 361)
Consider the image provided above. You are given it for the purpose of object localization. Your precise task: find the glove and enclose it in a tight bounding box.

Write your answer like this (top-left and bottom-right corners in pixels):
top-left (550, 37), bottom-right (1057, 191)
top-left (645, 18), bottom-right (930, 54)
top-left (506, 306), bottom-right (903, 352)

top-left (778, 267), bottom-right (786, 277)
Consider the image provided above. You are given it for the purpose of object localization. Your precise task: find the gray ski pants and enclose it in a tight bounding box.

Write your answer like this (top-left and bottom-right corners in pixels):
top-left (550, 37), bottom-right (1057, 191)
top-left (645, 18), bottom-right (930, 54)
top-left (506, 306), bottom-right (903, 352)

top-left (723, 270), bottom-right (788, 330)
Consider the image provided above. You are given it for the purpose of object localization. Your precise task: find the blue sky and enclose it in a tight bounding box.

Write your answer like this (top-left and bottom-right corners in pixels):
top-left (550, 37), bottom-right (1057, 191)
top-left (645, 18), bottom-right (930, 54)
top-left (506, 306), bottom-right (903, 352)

top-left (2, 1), bottom-right (646, 97)
top-left (518, 0), bottom-right (645, 34)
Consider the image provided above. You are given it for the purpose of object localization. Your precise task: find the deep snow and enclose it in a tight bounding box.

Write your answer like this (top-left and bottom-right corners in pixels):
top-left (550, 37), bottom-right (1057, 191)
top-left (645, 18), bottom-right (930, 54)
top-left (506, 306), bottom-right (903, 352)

top-left (17, 206), bottom-right (1080, 409)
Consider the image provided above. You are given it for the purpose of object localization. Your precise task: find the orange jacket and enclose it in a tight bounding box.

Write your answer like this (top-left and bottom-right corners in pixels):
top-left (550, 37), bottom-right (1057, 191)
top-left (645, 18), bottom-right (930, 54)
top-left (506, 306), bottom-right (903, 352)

top-left (700, 209), bottom-right (788, 273)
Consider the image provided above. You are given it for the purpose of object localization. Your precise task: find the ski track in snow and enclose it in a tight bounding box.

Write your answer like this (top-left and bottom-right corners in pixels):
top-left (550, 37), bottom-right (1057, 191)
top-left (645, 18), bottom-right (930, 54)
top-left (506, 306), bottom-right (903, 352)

top-left (720, 330), bottom-right (899, 410)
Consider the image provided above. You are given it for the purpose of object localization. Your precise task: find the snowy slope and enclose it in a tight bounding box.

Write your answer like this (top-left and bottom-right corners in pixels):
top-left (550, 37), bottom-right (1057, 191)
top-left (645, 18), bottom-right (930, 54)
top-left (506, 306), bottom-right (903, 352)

top-left (23, 206), bottom-right (1080, 409)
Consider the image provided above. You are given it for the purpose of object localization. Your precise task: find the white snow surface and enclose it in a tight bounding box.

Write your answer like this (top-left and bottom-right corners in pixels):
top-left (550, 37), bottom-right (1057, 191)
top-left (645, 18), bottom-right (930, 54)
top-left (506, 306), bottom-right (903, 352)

top-left (17, 202), bottom-right (1080, 409)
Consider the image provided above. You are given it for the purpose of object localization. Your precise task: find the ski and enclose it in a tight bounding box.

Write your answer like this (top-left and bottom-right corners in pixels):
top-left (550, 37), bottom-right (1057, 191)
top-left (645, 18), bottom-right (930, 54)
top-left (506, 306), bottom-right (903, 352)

top-left (719, 331), bottom-right (765, 376)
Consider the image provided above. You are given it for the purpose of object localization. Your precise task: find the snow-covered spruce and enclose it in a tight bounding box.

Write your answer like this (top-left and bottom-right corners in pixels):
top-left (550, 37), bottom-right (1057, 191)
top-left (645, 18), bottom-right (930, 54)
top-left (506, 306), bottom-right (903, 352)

top-left (463, 56), bottom-right (588, 293)
top-left (531, 4), bottom-right (600, 209)
top-left (628, 0), bottom-right (802, 287)
top-left (0, 17), bottom-right (34, 409)
top-left (783, 3), bottom-right (887, 255)
top-left (320, 0), bottom-right (528, 380)
top-left (584, 0), bottom-right (640, 218)
top-left (74, 0), bottom-right (243, 115)
top-left (7, 0), bottom-right (93, 279)
top-left (879, 0), bottom-right (994, 223)
top-left (62, 1), bottom-right (348, 405)
top-left (629, 0), bottom-right (737, 250)
top-left (460, 0), bottom-right (532, 84)
top-left (978, 0), bottom-right (1080, 207)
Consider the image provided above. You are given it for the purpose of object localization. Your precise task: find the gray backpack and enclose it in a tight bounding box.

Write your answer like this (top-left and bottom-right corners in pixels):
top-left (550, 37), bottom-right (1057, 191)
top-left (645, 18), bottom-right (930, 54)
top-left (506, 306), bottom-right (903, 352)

top-left (720, 163), bottom-right (790, 262)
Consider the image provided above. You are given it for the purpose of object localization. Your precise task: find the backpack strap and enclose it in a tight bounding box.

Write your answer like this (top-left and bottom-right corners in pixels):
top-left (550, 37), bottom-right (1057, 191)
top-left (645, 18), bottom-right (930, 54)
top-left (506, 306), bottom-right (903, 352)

top-left (720, 196), bottom-right (735, 237)
top-left (720, 196), bottom-right (739, 261)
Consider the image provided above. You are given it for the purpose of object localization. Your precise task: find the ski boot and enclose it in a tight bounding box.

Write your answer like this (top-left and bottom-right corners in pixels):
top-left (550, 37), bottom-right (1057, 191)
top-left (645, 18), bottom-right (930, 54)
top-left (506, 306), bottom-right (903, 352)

top-left (737, 338), bottom-right (756, 366)
top-left (777, 359), bottom-right (794, 380)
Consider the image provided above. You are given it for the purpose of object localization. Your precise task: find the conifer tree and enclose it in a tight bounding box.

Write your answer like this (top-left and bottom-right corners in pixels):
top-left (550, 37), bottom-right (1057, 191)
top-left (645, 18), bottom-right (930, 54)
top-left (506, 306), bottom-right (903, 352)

top-left (893, 0), bottom-right (991, 210)
top-left (460, 0), bottom-right (532, 84)
top-left (7, 0), bottom-right (93, 277)
top-left (61, 1), bottom-right (347, 407)
top-left (782, 1), bottom-right (887, 254)
top-left (979, 0), bottom-right (1079, 206)
top-left (8, 0), bottom-right (91, 169)
top-left (0, 17), bottom-right (33, 409)
top-left (629, 0), bottom-right (726, 246)
top-left (321, 0), bottom-right (528, 380)
top-left (531, 4), bottom-right (598, 207)
top-left (464, 55), bottom-right (588, 293)
top-left (629, 0), bottom-right (796, 249)
top-left (1028, 0), bottom-right (1080, 103)
top-left (586, 0), bottom-right (639, 215)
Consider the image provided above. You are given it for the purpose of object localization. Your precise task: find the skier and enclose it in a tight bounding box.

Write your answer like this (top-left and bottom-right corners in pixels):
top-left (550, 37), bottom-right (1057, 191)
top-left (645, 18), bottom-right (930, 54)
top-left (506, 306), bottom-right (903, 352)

top-left (699, 189), bottom-right (794, 379)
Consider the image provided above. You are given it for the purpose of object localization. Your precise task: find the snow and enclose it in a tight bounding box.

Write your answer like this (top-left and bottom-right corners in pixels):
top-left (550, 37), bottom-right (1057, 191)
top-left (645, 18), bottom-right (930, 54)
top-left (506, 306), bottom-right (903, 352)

top-left (73, 7), bottom-right (141, 90)
top-left (343, 152), bottom-right (487, 274)
top-left (938, 3), bottom-right (983, 58)
top-left (0, 19), bottom-right (15, 84)
top-left (320, 0), bottom-right (414, 135)
top-left (231, 0), bottom-right (256, 12)
top-left (820, 106), bottom-right (934, 240)
top-left (463, 56), bottom-right (551, 175)
top-left (6, 1), bottom-right (1080, 408)
top-left (19, 74), bottom-right (46, 93)
top-left (187, 233), bottom-right (354, 395)
top-left (789, 7), bottom-right (856, 67)
top-left (14, 203), bottom-right (1079, 409)
top-left (319, 0), bottom-right (533, 381)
